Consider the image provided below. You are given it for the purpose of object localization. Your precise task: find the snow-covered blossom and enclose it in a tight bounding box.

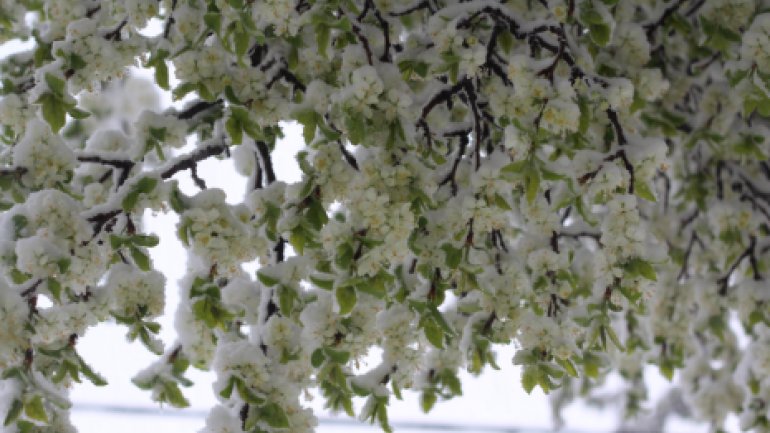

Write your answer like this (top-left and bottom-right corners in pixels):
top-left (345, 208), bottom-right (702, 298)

top-left (13, 119), bottom-right (75, 189)
top-left (741, 13), bottom-right (770, 73)
top-left (105, 264), bottom-right (166, 318)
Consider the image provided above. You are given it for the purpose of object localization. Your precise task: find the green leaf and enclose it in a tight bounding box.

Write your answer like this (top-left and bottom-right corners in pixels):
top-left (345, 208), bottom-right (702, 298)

top-left (257, 271), bottom-right (280, 287)
top-left (498, 30), bottom-right (513, 54)
top-left (122, 192), bottom-right (139, 212)
top-left (278, 285), bottom-right (295, 315)
top-left (659, 361), bottom-right (674, 381)
top-left (336, 285), bottom-right (357, 315)
top-left (295, 110), bottom-right (318, 144)
top-left (323, 347), bottom-right (350, 364)
top-left (526, 168), bottom-right (541, 204)
top-left (219, 377), bottom-right (236, 399)
top-left (78, 358), bottom-right (108, 386)
top-left (635, 181), bottom-right (656, 202)
top-left (521, 366), bottom-right (538, 394)
top-left (226, 116), bottom-right (243, 145)
top-left (589, 23), bottom-right (611, 46)
top-left (131, 234), bottom-right (160, 247)
top-left (172, 82), bottom-right (197, 101)
top-left (233, 30), bottom-right (250, 61)
top-left (311, 348), bottom-right (326, 368)
top-left (163, 382), bottom-right (190, 408)
top-left (316, 24), bottom-right (330, 57)
top-left (346, 113), bottom-right (366, 145)
top-left (605, 326), bottom-right (625, 350)
top-left (625, 258), bottom-right (657, 281)
top-left (289, 230), bottom-right (305, 256)
top-left (423, 318), bottom-right (444, 349)
top-left (309, 275), bottom-right (335, 290)
top-left (306, 200), bottom-right (328, 230)
top-left (67, 106), bottom-right (90, 119)
top-left (236, 380), bottom-right (265, 404)
top-left (10, 269), bottom-right (30, 284)
top-left (581, 9), bottom-right (604, 25)
top-left (4, 399), bottom-right (22, 426)
top-left (557, 358), bottom-right (578, 378)
top-left (169, 186), bottom-right (187, 213)
top-left (749, 311), bottom-right (766, 327)
top-left (44, 73), bottom-right (65, 98)
top-left (12, 214), bottom-right (27, 238)
top-left (154, 61), bottom-right (169, 90)
top-left (204, 12), bottom-right (222, 34)
top-left (420, 391), bottom-right (437, 413)
top-left (130, 246), bottom-right (151, 271)
top-left (261, 402), bottom-right (290, 428)
top-left (440, 243), bottom-right (462, 269)
top-left (39, 93), bottom-right (67, 132)
top-left (24, 395), bottom-right (47, 423)
top-left (47, 278), bottom-right (61, 302)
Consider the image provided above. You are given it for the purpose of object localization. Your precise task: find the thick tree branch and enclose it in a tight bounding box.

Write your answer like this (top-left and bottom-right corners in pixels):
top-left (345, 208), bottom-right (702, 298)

top-left (160, 143), bottom-right (228, 180)
top-left (77, 155), bottom-right (135, 188)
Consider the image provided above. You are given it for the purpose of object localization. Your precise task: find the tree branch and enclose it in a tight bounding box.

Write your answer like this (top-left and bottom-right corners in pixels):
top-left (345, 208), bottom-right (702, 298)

top-left (160, 143), bottom-right (228, 180)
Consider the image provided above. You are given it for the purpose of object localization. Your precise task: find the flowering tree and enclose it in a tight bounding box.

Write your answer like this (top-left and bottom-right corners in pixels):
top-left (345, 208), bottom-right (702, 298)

top-left (1, 0), bottom-right (770, 431)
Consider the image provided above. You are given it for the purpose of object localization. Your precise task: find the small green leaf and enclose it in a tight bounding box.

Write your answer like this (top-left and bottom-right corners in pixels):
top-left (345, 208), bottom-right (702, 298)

top-left (39, 93), bottom-right (67, 133)
top-left (169, 187), bottom-right (187, 213)
top-left (130, 246), bottom-right (151, 271)
top-left (336, 285), bottom-right (357, 315)
top-left (219, 377), bottom-right (236, 399)
top-left (47, 278), bottom-right (61, 302)
top-left (626, 258), bottom-right (657, 281)
top-left (323, 347), bottom-right (350, 364)
top-left (78, 358), bottom-right (108, 386)
top-left (526, 168), bottom-right (541, 204)
top-left (257, 271), bottom-right (280, 287)
top-left (346, 113), bottom-right (366, 145)
top-left (136, 177), bottom-right (158, 193)
top-left (635, 181), bottom-right (656, 202)
top-left (4, 399), bottom-right (22, 426)
top-left (260, 402), bottom-right (290, 428)
top-left (311, 348), bottom-right (326, 368)
top-left (589, 23), bottom-right (611, 46)
top-left (316, 24), bottom-right (330, 57)
top-left (499, 30), bottom-right (513, 54)
top-left (67, 106), bottom-right (90, 119)
top-left (56, 257), bottom-right (70, 274)
top-left (423, 318), bottom-right (444, 349)
top-left (154, 61), bottom-right (169, 90)
top-left (131, 234), bottom-right (160, 247)
top-left (172, 82), bottom-right (197, 101)
top-left (12, 214), bottom-right (28, 238)
top-left (289, 230), bottom-right (305, 256)
top-left (278, 285), bottom-right (294, 315)
top-left (204, 12), bottom-right (222, 34)
top-left (225, 116), bottom-right (243, 145)
top-left (24, 395), bottom-right (47, 423)
top-left (420, 391), bottom-right (436, 413)
top-left (659, 361), bottom-right (674, 381)
top-left (163, 382), bottom-right (190, 408)
top-left (521, 366), bottom-right (538, 394)
top-left (557, 358), bottom-right (578, 378)
top-left (440, 243), bottom-right (462, 269)
top-left (44, 73), bottom-right (65, 98)
top-left (122, 190), bottom-right (139, 211)
top-left (309, 275), bottom-right (335, 290)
